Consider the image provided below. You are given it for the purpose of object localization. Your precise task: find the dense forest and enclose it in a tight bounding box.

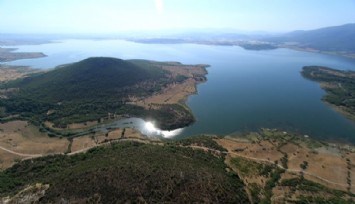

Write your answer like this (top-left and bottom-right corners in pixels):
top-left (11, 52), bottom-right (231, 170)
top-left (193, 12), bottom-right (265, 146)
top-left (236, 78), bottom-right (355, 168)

top-left (0, 141), bottom-right (248, 203)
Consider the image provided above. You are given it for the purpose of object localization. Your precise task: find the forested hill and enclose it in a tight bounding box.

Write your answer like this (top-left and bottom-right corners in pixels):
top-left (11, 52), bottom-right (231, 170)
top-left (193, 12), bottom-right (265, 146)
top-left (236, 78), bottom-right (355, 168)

top-left (5, 57), bottom-right (167, 102)
top-left (0, 57), bottom-right (199, 130)
top-left (0, 140), bottom-right (249, 203)
top-left (266, 23), bottom-right (355, 52)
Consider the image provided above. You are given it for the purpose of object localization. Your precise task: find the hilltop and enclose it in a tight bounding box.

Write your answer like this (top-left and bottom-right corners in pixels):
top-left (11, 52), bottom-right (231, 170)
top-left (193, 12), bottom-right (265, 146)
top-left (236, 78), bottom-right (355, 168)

top-left (6, 57), bottom-right (167, 102)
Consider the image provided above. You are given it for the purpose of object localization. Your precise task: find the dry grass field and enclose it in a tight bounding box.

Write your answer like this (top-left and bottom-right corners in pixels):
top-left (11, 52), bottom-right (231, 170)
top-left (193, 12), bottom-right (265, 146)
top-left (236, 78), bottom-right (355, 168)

top-left (216, 129), bottom-right (355, 202)
top-left (129, 64), bottom-right (207, 108)
top-left (0, 121), bottom-right (69, 170)
top-left (0, 65), bottom-right (40, 82)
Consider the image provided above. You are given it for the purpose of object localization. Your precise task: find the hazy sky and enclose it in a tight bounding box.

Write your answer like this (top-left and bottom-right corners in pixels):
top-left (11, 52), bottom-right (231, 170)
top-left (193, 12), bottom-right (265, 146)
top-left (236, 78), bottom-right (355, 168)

top-left (1, 0), bottom-right (355, 33)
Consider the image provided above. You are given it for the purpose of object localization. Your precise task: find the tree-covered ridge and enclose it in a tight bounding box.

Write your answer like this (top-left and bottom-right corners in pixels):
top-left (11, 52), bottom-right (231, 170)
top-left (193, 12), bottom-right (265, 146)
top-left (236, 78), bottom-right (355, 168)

top-left (0, 57), bottom-right (206, 130)
top-left (301, 66), bottom-right (355, 120)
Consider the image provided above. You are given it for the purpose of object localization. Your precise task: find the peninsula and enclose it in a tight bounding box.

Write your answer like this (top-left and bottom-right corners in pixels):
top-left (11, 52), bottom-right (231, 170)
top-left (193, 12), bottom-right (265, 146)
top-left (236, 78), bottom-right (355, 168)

top-left (301, 66), bottom-right (355, 121)
top-left (0, 57), bottom-right (208, 135)
top-left (0, 47), bottom-right (46, 62)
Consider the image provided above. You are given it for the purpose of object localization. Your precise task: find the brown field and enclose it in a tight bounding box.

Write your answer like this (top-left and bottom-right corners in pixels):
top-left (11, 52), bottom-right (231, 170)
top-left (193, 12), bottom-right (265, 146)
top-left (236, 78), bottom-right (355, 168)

top-left (0, 65), bottom-right (40, 82)
top-left (216, 133), bottom-right (355, 193)
top-left (0, 148), bottom-right (23, 170)
top-left (70, 136), bottom-right (96, 153)
top-left (289, 147), bottom-right (348, 190)
top-left (0, 120), bottom-right (150, 169)
top-left (133, 78), bottom-right (198, 108)
top-left (70, 128), bottom-right (151, 154)
top-left (129, 64), bottom-right (207, 109)
top-left (218, 138), bottom-right (284, 163)
top-left (95, 129), bottom-right (122, 144)
top-left (0, 121), bottom-right (70, 170)
top-left (123, 128), bottom-right (147, 140)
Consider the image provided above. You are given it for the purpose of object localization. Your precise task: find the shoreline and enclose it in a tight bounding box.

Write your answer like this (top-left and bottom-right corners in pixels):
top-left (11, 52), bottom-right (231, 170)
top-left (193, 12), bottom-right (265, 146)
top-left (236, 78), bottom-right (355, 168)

top-left (129, 38), bottom-right (355, 59)
top-left (301, 66), bottom-right (355, 126)
top-left (279, 45), bottom-right (355, 60)
top-left (127, 62), bottom-right (209, 130)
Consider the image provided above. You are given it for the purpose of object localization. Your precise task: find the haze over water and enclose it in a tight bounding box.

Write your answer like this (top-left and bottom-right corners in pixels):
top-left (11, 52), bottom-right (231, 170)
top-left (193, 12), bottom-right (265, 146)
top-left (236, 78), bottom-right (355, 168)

top-left (5, 39), bottom-right (355, 143)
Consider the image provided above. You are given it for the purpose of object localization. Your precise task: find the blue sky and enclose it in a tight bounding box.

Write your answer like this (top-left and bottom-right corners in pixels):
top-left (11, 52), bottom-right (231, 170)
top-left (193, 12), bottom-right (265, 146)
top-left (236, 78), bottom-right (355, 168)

top-left (1, 0), bottom-right (355, 33)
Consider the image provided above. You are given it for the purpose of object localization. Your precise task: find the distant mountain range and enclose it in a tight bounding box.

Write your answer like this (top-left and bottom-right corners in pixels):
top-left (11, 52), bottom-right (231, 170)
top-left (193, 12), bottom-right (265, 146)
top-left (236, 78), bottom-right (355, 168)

top-left (129, 23), bottom-right (355, 55)
top-left (265, 23), bottom-right (355, 52)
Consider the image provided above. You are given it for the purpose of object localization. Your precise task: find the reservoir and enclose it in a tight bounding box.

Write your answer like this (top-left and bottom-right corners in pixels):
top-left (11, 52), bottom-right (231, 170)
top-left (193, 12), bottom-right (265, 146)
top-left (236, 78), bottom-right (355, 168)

top-left (4, 39), bottom-right (355, 143)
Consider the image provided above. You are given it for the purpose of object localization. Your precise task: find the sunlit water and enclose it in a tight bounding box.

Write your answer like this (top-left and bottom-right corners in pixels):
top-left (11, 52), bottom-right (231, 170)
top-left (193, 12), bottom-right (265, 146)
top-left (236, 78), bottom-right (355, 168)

top-left (3, 39), bottom-right (355, 142)
top-left (92, 118), bottom-right (183, 139)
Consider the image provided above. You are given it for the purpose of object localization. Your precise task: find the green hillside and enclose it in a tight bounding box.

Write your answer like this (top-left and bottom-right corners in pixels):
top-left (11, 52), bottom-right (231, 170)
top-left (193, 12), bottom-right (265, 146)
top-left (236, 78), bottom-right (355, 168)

top-left (0, 141), bottom-right (248, 203)
top-left (0, 57), bottom-right (194, 130)
top-left (7, 57), bottom-right (167, 102)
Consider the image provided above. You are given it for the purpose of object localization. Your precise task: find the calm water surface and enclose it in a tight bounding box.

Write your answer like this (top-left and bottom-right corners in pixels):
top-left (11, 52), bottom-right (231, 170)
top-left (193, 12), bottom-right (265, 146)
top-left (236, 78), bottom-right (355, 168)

top-left (4, 40), bottom-right (355, 142)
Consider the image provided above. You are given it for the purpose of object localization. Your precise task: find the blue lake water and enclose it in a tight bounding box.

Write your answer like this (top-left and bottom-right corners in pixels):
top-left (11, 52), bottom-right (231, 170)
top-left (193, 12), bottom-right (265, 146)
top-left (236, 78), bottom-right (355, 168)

top-left (4, 39), bottom-right (355, 142)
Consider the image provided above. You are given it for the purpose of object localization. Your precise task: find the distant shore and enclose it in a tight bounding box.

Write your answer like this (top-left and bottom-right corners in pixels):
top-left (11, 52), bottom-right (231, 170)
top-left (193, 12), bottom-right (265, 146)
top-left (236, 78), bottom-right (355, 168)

top-left (280, 45), bottom-right (355, 59)
top-left (0, 47), bottom-right (46, 62)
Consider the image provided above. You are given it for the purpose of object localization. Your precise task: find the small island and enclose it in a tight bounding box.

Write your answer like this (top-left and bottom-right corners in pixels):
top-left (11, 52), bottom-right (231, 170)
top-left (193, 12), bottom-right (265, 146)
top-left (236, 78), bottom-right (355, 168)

top-left (238, 42), bottom-right (277, 50)
top-left (0, 47), bottom-right (46, 62)
top-left (301, 66), bottom-right (355, 121)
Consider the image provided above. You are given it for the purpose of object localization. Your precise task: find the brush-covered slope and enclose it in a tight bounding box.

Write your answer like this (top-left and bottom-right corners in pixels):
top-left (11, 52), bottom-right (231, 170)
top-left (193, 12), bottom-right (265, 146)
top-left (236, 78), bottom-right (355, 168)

top-left (0, 141), bottom-right (249, 203)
